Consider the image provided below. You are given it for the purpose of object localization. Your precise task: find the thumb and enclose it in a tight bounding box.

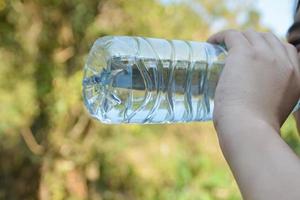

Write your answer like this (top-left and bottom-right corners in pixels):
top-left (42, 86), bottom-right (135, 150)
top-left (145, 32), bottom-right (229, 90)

top-left (207, 30), bottom-right (250, 50)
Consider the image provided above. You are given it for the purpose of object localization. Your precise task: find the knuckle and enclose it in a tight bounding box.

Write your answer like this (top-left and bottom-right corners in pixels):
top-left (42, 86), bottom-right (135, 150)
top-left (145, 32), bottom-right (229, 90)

top-left (252, 45), bottom-right (263, 52)
top-left (266, 56), bottom-right (280, 66)
top-left (245, 28), bottom-right (255, 33)
top-left (251, 45), bottom-right (265, 56)
top-left (230, 46), bottom-right (253, 57)
top-left (286, 65), bottom-right (295, 75)
top-left (284, 42), bottom-right (297, 51)
top-left (247, 47), bottom-right (277, 64)
top-left (263, 32), bottom-right (274, 38)
top-left (226, 29), bottom-right (242, 38)
top-left (266, 31), bottom-right (275, 36)
top-left (246, 48), bottom-right (257, 58)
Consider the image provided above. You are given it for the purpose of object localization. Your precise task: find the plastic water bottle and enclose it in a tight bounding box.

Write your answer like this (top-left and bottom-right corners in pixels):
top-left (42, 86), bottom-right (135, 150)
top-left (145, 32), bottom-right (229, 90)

top-left (82, 36), bottom-right (300, 124)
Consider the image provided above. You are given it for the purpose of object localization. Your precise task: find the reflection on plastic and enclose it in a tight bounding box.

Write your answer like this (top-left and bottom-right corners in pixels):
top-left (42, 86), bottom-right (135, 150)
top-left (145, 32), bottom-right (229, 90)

top-left (82, 36), bottom-right (300, 124)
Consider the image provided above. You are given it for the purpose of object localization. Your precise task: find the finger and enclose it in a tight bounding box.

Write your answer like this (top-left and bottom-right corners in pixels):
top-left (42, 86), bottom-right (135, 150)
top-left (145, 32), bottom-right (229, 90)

top-left (207, 29), bottom-right (250, 50)
top-left (261, 32), bottom-right (290, 62)
top-left (284, 43), bottom-right (300, 94)
top-left (283, 42), bottom-right (299, 69)
top-left (242, 29), bottom-right (268, 49)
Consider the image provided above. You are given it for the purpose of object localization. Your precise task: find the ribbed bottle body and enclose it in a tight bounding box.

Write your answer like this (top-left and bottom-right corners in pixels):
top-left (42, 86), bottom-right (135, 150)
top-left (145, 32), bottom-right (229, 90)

top-left (82, 36), bottom-right (300, 124)
top-left (82, 36), bottom-right (226, 123)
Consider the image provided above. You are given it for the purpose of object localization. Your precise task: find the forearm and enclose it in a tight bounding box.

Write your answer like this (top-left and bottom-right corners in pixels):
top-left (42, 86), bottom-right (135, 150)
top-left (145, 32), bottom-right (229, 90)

top-left (215, 114), bottom-right (300, 200)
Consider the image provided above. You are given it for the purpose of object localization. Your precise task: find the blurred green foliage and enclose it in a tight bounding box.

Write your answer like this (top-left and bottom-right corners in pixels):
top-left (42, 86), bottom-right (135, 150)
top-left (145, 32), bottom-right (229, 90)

top-left (0, 0), bottom-right (298, 199)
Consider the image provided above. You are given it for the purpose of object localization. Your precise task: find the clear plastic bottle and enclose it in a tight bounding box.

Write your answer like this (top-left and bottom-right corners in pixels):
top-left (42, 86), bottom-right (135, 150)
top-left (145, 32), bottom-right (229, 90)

top-left (82, 36), bottom-right (300, 124)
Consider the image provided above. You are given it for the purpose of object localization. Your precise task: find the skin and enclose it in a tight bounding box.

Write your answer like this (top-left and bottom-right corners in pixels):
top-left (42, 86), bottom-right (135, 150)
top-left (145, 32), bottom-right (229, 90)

top-left (295, 111), bottom-right (300, 131)
top-left (208, 8), bottom-right (300, 200)
top-left (290, 8), bottom-right (300, 132)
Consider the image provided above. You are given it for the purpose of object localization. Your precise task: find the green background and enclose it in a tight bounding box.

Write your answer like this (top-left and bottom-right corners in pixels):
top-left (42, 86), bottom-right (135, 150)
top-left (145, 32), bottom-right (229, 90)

top-left (0, 0), bottom-right (299, 199)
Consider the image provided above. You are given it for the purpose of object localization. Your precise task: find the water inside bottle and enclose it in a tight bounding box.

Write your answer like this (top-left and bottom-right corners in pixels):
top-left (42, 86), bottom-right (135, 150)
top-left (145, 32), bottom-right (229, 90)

top-left (82, 55), bottom-right (224, 123)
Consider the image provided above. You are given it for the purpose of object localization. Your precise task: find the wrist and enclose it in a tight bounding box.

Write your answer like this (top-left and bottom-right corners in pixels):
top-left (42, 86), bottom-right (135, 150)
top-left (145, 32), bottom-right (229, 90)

top-left (213, 108), bottom-right (281, 136)
top-left (213, 114), bottom-right (281, 157)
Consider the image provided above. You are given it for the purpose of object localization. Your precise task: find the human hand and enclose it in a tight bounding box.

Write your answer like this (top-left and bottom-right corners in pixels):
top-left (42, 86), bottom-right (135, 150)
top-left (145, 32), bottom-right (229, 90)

top-left (294, 110), bottom-right (300, 133)
top-left (208, 29), bottom-right (300, 131)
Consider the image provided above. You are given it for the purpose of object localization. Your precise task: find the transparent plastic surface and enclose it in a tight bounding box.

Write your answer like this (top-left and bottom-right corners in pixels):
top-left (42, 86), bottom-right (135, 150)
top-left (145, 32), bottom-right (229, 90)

top-left (82, 36), bottom-right (300, 124)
